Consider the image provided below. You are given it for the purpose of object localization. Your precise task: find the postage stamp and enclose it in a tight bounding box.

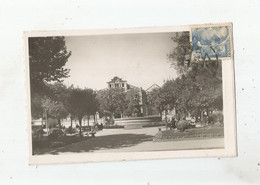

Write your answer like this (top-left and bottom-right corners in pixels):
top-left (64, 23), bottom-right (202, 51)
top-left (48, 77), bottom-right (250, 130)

top-left (191, 23), bottom-right (233, 60)
top-left (24, 23), bottom-right (236, 164)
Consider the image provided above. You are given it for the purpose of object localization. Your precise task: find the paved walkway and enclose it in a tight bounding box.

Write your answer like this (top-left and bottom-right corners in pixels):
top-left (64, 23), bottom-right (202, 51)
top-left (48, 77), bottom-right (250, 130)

top-left (96, 126), bottom-right (160, 137)
top-left (43, 126), bottom-right (224, 155)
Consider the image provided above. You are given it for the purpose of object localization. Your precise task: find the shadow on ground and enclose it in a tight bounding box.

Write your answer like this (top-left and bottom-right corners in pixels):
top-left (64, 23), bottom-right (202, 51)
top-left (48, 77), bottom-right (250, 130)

top-left (39, 133), bottom-right (154, 155)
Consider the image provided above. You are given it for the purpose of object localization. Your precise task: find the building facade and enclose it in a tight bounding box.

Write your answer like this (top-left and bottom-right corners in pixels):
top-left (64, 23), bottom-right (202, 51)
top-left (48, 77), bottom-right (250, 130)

top-left (106, 76), bottom-right (161, 117)
top-left (107, 76), bottom-right (129, 91)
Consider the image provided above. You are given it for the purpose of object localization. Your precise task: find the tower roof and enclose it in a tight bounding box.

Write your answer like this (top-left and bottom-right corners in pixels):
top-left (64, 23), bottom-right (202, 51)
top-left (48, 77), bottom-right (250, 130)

top-left (107, 76), bottom-right (127, 83)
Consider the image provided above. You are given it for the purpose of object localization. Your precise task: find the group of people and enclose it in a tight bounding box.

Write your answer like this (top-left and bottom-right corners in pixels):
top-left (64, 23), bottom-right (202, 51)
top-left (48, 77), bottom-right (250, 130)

top-left (165, 116), bottom-right (178, 130)
top-left (94, 122), bottom-right (104, 131)
top-left (165, 115), bottom-right (197, 130)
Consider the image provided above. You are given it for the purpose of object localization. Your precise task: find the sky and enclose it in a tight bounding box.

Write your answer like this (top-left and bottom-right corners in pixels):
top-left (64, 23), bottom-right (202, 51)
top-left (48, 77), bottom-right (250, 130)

top-left (63, 32), bottom-right (179, 90)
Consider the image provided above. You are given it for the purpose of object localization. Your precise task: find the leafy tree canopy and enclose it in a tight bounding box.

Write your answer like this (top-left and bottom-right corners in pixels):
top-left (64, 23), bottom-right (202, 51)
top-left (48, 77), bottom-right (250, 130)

top-left (124, 88), bottom-right (142, 117)
top-left (168, 31), bottom-right (221, 78)
top-left (67, 88), bottom-right (98, 120)
top-left (41, 97), bottom-right (68, 122)
top-left (31, 82), bottom-right (71, 119)
top-left (96, 88), bottom-right (127, 118)
top-left (29, 36), bottom-right (71, 94)
top-left (67, 87), bottom-right (98, 136)
top-left (167, 32), bottom-right (192, 75)
top-left (148, 61), bottom-right (222, 120)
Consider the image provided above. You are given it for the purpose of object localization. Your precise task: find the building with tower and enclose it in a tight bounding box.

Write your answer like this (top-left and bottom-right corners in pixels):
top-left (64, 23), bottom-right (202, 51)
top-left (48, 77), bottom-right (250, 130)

top-left (105, 76), bottom-right (160, 117)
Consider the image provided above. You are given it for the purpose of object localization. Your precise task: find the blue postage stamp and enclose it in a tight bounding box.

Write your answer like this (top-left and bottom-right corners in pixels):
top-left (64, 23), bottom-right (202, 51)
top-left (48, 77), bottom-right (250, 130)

top-left (191, 25), bottom-right (232, 59)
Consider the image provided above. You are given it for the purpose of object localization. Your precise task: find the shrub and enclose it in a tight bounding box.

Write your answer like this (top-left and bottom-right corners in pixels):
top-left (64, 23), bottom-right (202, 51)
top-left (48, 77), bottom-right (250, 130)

top-left (65, 126), bottom-right (78, 134)
top-left (66, 126), bottom-right (72, 134)
top-left (208, 111), bottom-right (223, 125)
top-left (32, 127), bottom-right (45, 140)
top-left (48, 128), bottom-right (64, 141)
top-left (176, 120), bottom-right (190, 132)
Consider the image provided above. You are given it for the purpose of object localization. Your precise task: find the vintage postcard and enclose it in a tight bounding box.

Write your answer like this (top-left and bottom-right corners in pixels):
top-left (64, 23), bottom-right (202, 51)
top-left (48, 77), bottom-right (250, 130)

top-left (24, 23), bottom-right (236, 164)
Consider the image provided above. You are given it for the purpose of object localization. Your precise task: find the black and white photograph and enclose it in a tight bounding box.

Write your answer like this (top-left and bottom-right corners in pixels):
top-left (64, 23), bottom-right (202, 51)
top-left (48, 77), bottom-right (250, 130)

top-left (26, 24), bottom-right (236, 164)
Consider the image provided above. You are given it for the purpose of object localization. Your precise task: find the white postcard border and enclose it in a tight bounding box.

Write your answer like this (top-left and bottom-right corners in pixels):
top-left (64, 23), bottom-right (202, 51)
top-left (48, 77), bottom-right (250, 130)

top-left (24, 23), bottom-right (237, 165)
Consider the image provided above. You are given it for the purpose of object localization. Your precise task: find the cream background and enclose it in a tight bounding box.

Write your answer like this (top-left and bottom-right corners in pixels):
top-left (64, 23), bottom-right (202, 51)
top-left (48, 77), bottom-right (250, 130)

top-left (0, 0), bottom-right (259, 185)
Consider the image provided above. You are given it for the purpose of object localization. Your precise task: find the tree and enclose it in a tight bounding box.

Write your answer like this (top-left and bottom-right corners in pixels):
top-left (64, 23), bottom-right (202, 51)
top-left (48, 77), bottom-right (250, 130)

top-left (147, 80), bottom-right (177, 117)
top-left (96, 88), bottom-right (127, 119)
top-left (31, 92), bottom-right (44, 119)
top-left (166, 31), bottom-right (223, 123)
top-left (175, 78), bottom-right (191, 118)
top-left (187, 66), bottom-right (223, 121)
top-left (124, 88), bottom-right (142, 117)
top-left (29, 36), bottom-right (71, 95)
top-left (154, 61), bottom-right (222, 123)
top-left (167, 32), bottom-right (192, 75)
top-left (147, 88), bottom-right (165, 117)
top-left (47, 82), bottom-right (70, 101)
top-left (30, 82), bottom-right (70, 120)
top-left (42, 82), bottom-right (71, 127)
top-left (167, 31), bottom-right (220, 77)
top-left (67, 88), bottom-right (98, 136)
top-left (61, 84), bottom-right (75, 128)
top-left (41, 97), bottom-right (69, 128)
top-left (29, 37), bottom-right (71, 120)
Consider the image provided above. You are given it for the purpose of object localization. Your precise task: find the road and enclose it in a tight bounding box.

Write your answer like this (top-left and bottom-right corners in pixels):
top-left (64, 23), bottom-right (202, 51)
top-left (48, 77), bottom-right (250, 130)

top-left (41, 126), bottom-right (224, 155)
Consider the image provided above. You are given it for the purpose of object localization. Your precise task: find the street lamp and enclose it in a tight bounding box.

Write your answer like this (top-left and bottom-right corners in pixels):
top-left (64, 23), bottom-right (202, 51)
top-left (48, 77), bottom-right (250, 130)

top-left (44, 108), bottom-right (49, 135)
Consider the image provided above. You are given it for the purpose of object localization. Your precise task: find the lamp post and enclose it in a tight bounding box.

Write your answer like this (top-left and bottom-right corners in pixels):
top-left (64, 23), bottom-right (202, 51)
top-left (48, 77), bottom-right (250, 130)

top-left (45, 108), bottom-right (49, 135)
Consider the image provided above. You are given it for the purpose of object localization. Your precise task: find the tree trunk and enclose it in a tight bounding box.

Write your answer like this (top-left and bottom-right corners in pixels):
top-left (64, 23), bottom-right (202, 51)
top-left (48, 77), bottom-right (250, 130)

top-left (201, 110), bottom-right (204, 123)
top-left (58, 118), bottom-right (61, 128)
top-left (70, 116), bottom-right (73, 128)
top-left (79, 118), bottom-right (82, 137)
